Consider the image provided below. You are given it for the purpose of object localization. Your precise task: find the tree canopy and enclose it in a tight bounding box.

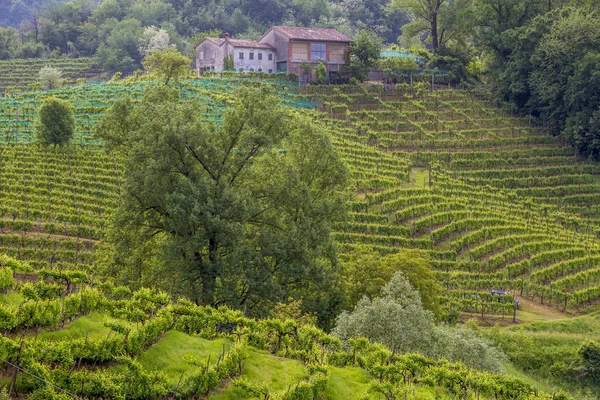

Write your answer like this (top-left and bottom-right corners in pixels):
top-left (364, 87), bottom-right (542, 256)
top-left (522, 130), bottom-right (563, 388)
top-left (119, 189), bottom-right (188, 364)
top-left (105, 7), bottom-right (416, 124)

top-left (341, 248), bottom-right (442, 319)
top-left (36, 96), bottom-right (75, 146)
top-left (333, 271), bottom-right (435, 353)
top-left (96, 84), bottom-right (348, 326)
top-left (142, 48), bottom-right (190, 84)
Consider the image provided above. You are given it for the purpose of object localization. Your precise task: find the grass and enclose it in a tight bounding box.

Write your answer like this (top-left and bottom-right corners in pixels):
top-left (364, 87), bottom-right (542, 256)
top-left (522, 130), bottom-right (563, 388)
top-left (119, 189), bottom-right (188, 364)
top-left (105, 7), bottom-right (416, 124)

top-left (502, 362), bottom-right (562, 396)
top-left (409, 167), bottom-right (429, 187)
top-left (507, 312), bottom-right (600, 334)
top-left (36, 312), bottom-right (135, 341)
top-left (136, 330), bottom-right (230, 384)
top-left (0, 292), bottom-right (24, 309)
top-left (325, 366), bottom-right (372, 399)
top-left (208, 349), bottom-right (308, 399)
top-left (480, 313), bottom-right (600, 399)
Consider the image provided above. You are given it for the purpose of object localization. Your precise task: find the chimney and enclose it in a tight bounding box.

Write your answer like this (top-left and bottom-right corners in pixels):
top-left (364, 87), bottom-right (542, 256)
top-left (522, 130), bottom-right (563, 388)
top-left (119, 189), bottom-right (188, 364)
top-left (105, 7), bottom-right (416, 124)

top-left (224, 33), bottom-right (230, 65)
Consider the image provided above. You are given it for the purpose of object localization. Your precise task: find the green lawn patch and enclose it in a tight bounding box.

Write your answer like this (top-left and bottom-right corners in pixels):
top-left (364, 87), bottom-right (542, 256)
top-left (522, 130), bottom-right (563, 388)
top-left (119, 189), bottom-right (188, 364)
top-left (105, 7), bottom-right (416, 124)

top-left (37, 312), bottom-right (135, 341)
top-left (208, 349), bottom-right (308, 399)
top-left (0, 292), bottom-right (24, 309)
top-left (137, 330), bottom-right (230, 384)
top-left (325, 366), bottom-right (371, 399)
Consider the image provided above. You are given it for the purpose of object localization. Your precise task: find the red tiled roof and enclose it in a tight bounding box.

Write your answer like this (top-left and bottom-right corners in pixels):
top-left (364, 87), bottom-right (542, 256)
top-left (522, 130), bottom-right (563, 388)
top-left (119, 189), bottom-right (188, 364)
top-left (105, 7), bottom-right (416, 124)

top-left (270, 26), bottom-right (352, 42)
top-left (200, 37), bottom-right (273, 49)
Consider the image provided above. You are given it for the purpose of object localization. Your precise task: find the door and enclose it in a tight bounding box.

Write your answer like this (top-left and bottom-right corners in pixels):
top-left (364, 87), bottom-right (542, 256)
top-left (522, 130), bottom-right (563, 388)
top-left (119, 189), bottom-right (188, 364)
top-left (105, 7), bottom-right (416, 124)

top-left (277, 61), bottom-right (287, 72)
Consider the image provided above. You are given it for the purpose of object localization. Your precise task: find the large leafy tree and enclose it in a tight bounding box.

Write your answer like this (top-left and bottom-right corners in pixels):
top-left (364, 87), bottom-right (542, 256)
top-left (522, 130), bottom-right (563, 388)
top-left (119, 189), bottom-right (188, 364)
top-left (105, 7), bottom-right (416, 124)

top-left (472, 0), bottom-right (547, 59)
top-left (96, 85), bottom-right (348, 324)
top-left (142, 48), bottom-right (190, 84)
top-left (392, 0), bottom-right (472, 54)
top-left (349, 30), bottom-right (382, 81)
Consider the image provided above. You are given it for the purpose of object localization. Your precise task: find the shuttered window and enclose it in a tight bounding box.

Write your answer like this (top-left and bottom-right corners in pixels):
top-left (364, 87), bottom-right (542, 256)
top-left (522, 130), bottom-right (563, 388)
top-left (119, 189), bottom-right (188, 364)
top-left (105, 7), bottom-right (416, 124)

top-left (330, 45), bottom-right (346, 61)
top-left (291, 42), bottom-right (308, 60)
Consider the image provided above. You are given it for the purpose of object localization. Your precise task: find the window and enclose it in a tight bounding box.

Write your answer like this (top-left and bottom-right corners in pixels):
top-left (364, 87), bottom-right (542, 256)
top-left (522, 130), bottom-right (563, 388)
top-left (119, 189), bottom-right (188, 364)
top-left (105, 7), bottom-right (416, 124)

top-left (268, 69), bottom-right (273, 73)
top-left (238, 67), bottom-right (244, 72)
top-left (258, 52), bottom-right (262, 60)
top-left (311, 43), bottom-right (326, 61)
top-left (330, 45), bottom-right (346, 61)
top-left (199, 51), bottom-right (204, 60)
top-left (292, 42), bottom-right (308, 59)
top-left (239, 52), bottom-right (244, 60)
top-left (258, 67), bottom-right (262, 72)
top-left (268, 53), bottom-right (273, 61)
top-left (249, 51), bottom-right (254, 60)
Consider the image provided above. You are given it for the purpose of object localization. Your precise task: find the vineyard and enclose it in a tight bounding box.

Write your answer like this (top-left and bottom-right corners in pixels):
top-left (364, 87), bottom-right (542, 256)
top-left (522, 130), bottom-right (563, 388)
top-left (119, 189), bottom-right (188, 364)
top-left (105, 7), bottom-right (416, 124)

top-left (0, 58), bottom-right (101, 92)
top-left (304, 83), bottom-right (600, 320)
top-left (0, 77), bottom-right (312, 144)
top-left (0, 77), bottom-right (597, 398)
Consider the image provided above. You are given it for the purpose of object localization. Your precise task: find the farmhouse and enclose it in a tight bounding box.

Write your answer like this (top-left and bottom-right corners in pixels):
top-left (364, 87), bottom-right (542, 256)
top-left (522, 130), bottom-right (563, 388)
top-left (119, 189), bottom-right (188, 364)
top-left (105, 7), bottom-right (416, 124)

top-left (196, 34), bottom-right (276, 73)
top-left (196, 26), bottom-right (351, 80)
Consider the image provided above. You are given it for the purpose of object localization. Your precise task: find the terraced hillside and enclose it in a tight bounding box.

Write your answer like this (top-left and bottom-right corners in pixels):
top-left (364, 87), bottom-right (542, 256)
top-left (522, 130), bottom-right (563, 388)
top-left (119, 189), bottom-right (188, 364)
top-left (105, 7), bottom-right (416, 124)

top-left (0, 77), bottom-right (312, 144)
top-left (306, 85), bottom-right (600, 318)
top-left (0, 58), bottom-right (101, 92)
top-left (0, 79), bottom-right (596, 398)
top-left (0, 145), bottom-right (119, 270)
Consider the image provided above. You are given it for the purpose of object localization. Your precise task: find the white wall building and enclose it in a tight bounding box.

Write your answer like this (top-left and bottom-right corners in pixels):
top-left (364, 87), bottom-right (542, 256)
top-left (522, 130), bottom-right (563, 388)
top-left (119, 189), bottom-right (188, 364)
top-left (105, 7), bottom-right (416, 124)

top-left (196, 33), bottom-right (276, 74)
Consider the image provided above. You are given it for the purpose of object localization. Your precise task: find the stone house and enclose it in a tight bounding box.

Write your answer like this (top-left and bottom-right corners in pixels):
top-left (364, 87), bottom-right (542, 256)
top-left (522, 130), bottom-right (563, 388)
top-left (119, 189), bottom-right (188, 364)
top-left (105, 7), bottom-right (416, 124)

top-left (196, 27), bottom-right (351, 80)
top-left (196, 33), bottom-right (276, 74)
top-left (257, 26), bottom-right (351, 79)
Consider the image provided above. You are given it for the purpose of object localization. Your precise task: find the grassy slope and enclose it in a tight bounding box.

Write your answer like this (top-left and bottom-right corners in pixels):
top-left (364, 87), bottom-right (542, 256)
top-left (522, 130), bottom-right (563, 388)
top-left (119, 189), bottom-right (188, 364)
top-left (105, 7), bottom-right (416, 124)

top-left (483, 312), bottom-right (600, 398)
top-left (138, 331), bottom-right (230, 384)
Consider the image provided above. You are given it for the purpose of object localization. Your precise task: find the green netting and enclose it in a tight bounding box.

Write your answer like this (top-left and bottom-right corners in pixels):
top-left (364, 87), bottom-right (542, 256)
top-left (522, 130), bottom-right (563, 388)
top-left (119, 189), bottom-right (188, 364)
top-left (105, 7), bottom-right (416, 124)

top-left (381, 50), bottom-right (426, 64)
top-left (0, 78), bottom-right (313, 144)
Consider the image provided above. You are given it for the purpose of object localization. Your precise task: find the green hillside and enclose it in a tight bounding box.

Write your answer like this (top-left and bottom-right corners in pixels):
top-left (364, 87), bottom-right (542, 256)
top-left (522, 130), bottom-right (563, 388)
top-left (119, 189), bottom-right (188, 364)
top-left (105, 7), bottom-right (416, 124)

top-left (0, 76), bottom-right (598, 398)
top-left (0, 58), bottom-right (101, 92)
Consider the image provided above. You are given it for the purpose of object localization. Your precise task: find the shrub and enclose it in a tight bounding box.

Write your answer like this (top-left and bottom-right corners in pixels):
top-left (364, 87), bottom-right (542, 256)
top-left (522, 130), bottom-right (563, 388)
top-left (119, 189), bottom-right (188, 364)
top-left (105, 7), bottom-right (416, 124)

top-left (38, 66), bottom-right (62, 89)
top-left (36, 97), bottom-right (75, 146)
top-left (315, 62), bottom-right (327, 84)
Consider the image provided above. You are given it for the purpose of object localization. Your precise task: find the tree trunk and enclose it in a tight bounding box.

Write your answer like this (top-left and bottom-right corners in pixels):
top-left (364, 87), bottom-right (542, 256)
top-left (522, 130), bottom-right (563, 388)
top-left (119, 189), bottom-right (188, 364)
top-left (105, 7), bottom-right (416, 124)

top-left (431, 11), bottom-right (439, 53)
top-left (202, 237), bottom-right (219, 305)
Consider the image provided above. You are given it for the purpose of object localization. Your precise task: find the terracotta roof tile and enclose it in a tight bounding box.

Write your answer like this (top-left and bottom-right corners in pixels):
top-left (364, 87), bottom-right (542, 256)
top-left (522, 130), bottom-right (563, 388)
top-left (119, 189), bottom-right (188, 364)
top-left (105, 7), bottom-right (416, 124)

top-left (271, 26), bottom-right (352, 42)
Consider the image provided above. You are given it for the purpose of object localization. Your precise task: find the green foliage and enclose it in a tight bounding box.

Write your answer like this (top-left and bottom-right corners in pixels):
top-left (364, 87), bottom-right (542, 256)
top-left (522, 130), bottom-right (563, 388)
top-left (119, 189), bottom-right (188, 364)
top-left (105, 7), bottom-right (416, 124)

top-left (38, 66), bottom-right (62, 90)
top-left (480, 7), bottom-right (600, 158)
top-left (579, 340), bottom-right (600, 382)
top-left (333, 271), bottom-right (435, 354)
top-left (299, 62), bottom-right (312, 82)
top-left (433, 327), bottom-right (506, 372)
top-left (392, 0), bottom-right (472, 54)
top-left (223, 54), bottom-right (235, 71)
top-left (142, 48), bottom-right (190, 84)
top-left (341, 249), bottom-right (442, 319)
top-left (96, 84), bottom-right (348, 325)
top-left (379, 57), bottom-right (419, 71)
top-left (36, 96), bottom-right (75, 146)
top-left (315, 63), bottom-right (327, 84)
top-left (0, 268), bottom-right (14, 292)
top-left (350, 30), bottom-right (383, 81)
